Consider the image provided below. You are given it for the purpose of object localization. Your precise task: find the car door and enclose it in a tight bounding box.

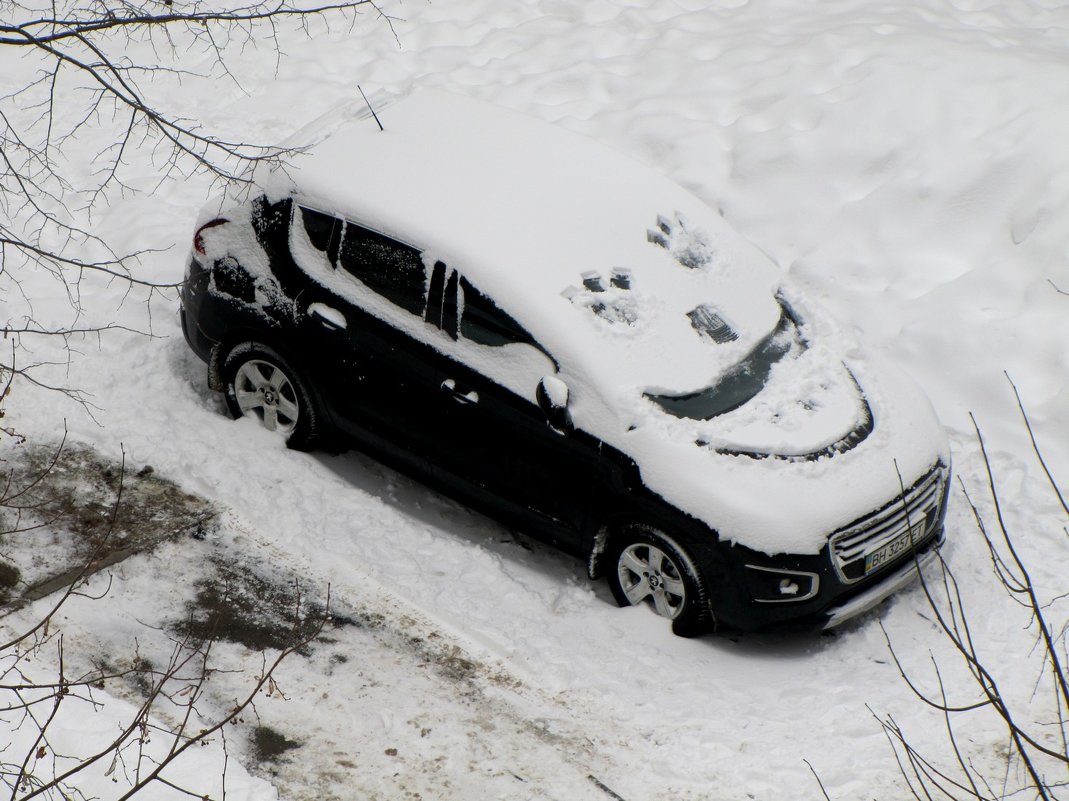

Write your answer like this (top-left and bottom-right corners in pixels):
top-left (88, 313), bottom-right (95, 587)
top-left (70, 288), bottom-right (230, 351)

top-left (291, 206), bottom-right (448, 461)
top-left (427, 267), bottom-right (604, 549)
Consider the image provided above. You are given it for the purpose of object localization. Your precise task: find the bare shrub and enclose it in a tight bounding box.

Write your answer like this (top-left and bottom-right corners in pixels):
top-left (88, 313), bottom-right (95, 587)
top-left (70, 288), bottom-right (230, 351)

top-left (1, 0), bottom-right (393, 402)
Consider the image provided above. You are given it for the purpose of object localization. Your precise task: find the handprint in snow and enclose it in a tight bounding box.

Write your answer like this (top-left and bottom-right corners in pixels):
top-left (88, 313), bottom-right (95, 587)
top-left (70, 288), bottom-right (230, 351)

top-left (566, 268), bottom-right (638, 325)
top-left (647, 212), bottom-right (713, 270)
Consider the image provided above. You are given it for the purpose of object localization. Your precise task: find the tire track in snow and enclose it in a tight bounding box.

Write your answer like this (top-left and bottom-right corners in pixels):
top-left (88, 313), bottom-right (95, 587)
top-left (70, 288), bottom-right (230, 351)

top-left (219, 510), bottom-right (633, 801)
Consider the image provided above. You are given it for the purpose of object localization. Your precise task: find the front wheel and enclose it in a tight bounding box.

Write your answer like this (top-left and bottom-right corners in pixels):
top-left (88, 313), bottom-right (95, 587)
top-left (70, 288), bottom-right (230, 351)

top-left (606, 525), bottom-right (711, 637)
top-left (221, 342), bottom-right (322, 450)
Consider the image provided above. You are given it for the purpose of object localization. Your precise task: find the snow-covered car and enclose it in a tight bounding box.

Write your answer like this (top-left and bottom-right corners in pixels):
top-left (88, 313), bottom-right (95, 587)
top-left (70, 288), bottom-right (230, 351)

top-left (179, 88), bottom-right (950, 635)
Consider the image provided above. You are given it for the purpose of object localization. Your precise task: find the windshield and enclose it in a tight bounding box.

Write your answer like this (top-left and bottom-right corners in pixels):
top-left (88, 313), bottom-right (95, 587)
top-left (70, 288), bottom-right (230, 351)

top-left (644, 300), bottom-right (806, 420)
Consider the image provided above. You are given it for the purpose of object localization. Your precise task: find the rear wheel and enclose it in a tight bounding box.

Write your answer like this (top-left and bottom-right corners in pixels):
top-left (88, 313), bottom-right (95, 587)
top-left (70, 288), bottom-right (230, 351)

top-left (222, 342), bottom-right (322, 450)
top-left (607, 525), bottom-right (711, 637)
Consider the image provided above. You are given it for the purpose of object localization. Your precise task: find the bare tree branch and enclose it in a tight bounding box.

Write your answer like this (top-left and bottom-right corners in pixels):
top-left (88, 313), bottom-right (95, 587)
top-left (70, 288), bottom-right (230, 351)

top-left (1, 0), bottom-right (391, 414)
top-left (864, 391), bottom-right (1069, 800)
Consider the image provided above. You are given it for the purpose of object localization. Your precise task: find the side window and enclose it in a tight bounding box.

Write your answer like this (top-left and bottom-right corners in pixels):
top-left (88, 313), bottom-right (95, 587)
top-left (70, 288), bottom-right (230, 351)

top-left (337, 223), bottom-right (426, 316)
top-left (430, 268), bottom-right (557, 401)
top-left (252, 195), bottom-right (305, 294)
top-left (299, 206), bottom-right (339, 255)
top-left (425, 261), bottom-right (460, 339)
top-left (253, 196), bottom-right (295, 267)
top-left (459, 276), bottom-right (533, 347)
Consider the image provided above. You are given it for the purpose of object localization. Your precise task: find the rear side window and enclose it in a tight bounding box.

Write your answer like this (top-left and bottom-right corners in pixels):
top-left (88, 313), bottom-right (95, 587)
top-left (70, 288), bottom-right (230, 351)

top-left (337, 223), bottom-right (426, 316)
top-left (252, 196), bottom-right (305, 294)
top-left (300, 206), bottom-right (338, 253)
top-left (253, 196), bottom-right (295, 266)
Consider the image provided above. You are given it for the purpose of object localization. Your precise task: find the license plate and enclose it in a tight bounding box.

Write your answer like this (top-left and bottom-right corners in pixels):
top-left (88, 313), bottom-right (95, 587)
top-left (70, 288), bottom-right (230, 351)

top-left (864, 519), bottom-right (928, 575)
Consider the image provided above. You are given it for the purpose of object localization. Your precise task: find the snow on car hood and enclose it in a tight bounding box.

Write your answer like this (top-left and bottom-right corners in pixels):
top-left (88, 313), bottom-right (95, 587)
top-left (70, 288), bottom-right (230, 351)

top-left (616, 296), bottom-right (948, 555)
top-left (256, 88), bottom-right (948, 556)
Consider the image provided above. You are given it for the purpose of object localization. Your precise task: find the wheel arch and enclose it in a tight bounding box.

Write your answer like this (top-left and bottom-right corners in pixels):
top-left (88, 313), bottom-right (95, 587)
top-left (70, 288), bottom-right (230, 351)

top-left (208, 324), bottom-right (297, 391)
top-left (586, 500), bottom-right (714, 581)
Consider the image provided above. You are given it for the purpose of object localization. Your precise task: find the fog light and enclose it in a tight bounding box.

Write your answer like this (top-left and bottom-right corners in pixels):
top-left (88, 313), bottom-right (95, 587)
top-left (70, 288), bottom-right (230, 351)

top-left (744, 565), bottom-right (820, 604)
top-left (778, 578), bottom-right (800, 596)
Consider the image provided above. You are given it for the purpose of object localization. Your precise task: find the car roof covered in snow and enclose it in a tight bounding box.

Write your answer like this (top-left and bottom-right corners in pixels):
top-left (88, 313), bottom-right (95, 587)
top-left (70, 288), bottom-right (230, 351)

top-left (258, 88), bottom-right (784, 396)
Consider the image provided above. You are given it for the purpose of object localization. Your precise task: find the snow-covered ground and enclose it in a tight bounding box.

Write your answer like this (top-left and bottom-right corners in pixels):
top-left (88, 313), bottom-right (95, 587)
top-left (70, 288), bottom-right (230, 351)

top-left (2, 1), bottom-right (1068, 798)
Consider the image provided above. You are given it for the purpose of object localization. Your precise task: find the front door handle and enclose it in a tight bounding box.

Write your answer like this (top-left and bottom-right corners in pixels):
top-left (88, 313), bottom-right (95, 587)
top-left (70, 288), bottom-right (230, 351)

top-left (308, 302), bottom-right (347, 331)
top-left (441, 378), bottom-right (479, 405)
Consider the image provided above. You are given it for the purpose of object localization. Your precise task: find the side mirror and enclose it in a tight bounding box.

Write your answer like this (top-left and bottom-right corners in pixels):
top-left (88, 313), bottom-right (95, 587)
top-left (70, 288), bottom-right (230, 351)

top-left (536, 376), bottom-right (571, 434)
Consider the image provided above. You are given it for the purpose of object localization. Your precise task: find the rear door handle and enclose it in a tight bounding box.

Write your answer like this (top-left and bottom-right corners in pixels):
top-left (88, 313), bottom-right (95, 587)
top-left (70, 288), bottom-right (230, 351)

top-left (441, 378), bottom-right (479, 404)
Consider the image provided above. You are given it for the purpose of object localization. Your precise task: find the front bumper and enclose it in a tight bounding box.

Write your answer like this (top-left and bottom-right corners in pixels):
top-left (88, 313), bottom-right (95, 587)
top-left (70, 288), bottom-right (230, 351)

top-left (823, 544), bottom-right (941, 629)
top-left (713, 525), bottom-right (944, 632)
top-left (708, 461), bottom-right (950, 632)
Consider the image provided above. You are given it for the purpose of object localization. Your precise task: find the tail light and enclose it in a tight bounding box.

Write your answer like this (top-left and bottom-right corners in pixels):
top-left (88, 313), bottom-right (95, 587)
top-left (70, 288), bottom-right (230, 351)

top-left (193, 218), bottom-right (229, 255)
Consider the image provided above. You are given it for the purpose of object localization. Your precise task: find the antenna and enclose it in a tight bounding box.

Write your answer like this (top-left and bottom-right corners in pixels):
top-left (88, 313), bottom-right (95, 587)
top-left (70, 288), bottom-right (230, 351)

top-left (357, 84), bottom-right (384, 132)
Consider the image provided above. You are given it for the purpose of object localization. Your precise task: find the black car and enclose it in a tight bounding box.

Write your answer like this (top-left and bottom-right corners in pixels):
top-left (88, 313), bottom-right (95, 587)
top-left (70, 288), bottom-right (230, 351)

top-left (180, 89), bottom-right (949, 635)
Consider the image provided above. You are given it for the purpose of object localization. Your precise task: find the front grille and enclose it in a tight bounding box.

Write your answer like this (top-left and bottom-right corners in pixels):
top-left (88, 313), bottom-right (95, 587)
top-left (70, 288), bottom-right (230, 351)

top-left (830, 464), bottom-right (946, 583)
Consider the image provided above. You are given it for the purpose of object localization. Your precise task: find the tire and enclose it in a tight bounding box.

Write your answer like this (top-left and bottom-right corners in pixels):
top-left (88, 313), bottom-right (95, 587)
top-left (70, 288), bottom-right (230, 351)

top-left (221, 342), bottom-right (322, 450)
top-left (607, 525), bottom-right (711, 637)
